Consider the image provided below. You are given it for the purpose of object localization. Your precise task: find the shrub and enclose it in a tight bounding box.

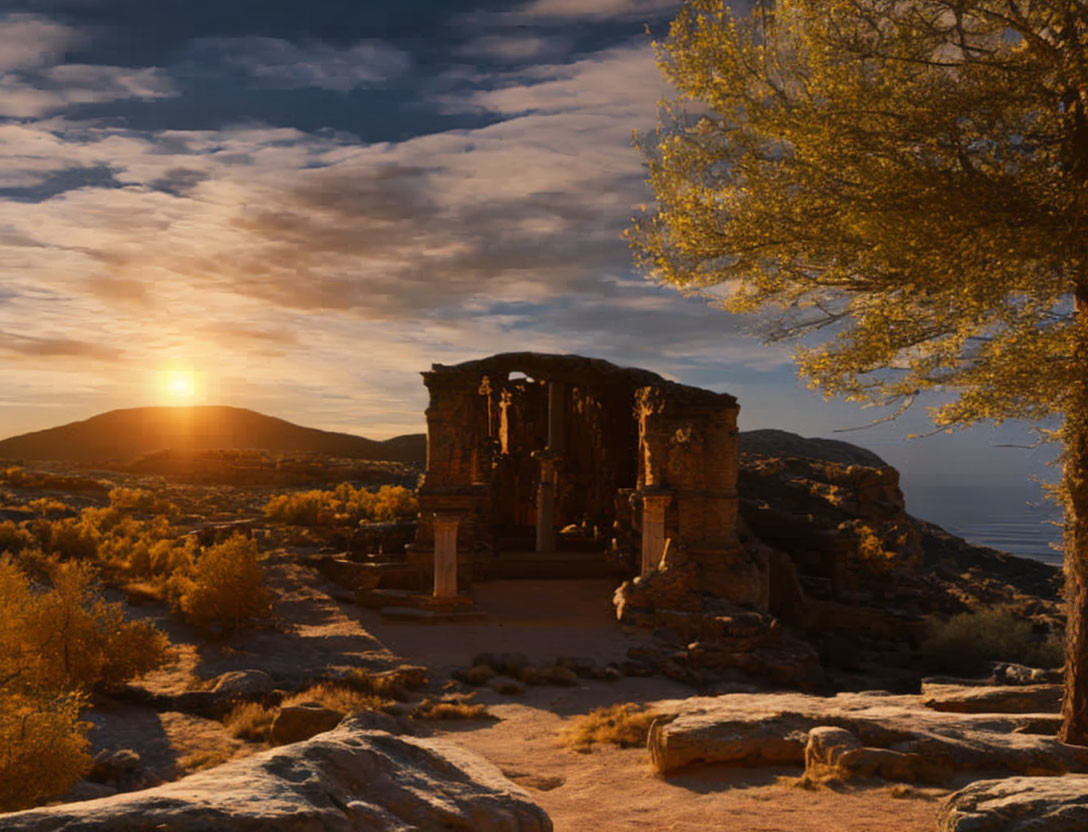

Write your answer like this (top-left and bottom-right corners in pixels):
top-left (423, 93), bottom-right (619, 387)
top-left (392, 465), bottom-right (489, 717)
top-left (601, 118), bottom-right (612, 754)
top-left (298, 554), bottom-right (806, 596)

top-left (263, 484), bottom-right (417, 527)
top-left (0, 689), bottom-right (91, 811)
top-left (108, 487), bottom-right (175, 516)
top-left (169, 535), bottom-right (271, 633)
top-left (27, 498), bottom-right (71, 517)
top-left (0, 521), bottom-right (33, 555)
top-left (558, 703), bottom-right (661, 752)
top-left (30, 517), bottom-right (100, 560)
top-left (923, 606), bottom-right (1064, 675)
top-left (223, 702), bottom-right (276, 742)
top-left (0, 558), bottom-right (171, 693)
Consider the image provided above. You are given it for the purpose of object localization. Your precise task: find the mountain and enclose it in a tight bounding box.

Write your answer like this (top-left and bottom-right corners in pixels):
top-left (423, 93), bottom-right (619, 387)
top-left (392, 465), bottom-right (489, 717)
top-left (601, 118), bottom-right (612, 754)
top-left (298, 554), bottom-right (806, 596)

top-left (0, 406), bottom-right (426, 464)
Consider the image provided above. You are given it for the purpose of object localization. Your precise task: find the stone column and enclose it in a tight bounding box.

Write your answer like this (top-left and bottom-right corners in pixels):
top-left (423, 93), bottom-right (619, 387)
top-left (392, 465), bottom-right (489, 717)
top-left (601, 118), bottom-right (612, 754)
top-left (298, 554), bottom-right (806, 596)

top-left (534, 452), bottom-right (557, 553)
top-left (640, 494), bottom-right (672, 576)
top-left (533, 380), bottom-right (565, 554)
top-left (432, 512), bottom-right (460, 599)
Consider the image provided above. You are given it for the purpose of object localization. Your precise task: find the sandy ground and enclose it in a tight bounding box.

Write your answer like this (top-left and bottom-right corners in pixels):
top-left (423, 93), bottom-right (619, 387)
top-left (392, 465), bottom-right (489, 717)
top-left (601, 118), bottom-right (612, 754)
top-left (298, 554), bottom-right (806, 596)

top-left (363, 577), bottom-right (945, 832)
top-left (93, 562), bottom-right (945, 830)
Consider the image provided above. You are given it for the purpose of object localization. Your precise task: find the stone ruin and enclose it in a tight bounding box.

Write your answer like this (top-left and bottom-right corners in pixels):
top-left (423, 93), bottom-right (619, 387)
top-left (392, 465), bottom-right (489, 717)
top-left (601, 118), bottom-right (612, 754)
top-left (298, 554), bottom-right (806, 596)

top-left (404, 353), bottom-right (773, 614)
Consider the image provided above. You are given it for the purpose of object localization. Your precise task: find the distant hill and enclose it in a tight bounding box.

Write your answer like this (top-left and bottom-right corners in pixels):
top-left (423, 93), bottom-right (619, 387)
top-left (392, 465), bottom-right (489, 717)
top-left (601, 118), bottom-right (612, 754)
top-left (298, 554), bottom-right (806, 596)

top-left (0, 406), bottom-right (427, 464)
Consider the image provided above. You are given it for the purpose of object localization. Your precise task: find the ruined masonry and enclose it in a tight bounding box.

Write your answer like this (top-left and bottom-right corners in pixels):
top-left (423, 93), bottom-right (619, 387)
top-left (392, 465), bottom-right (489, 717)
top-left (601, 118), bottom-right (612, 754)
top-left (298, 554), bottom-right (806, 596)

top-left (405, 353), bottom-right (772, 624)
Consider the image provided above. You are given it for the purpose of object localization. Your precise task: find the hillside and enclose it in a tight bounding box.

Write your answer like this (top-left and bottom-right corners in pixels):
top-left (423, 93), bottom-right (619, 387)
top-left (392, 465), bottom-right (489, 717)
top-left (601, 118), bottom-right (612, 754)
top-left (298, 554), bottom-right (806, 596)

top-left (0, 406), bottom-right (426, 464)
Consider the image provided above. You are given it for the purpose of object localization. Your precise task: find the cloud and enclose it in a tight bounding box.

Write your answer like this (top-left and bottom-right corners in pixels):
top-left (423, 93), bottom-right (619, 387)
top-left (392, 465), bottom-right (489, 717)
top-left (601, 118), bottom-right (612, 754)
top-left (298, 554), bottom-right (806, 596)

top-left (0, 14), bottom-right (175, 117)
top-left (0, 13), bottom-right (77, 73)
top-left (188, 36), bottom-right (410, 91)
top-left (0, 331), bottom-right (126, 362)
top-left (0, 27), bottom-right (787, 439)
top-left (484, 0), bottom-right (680, 23)
top-left (455, 34), bottom-right (571, 63)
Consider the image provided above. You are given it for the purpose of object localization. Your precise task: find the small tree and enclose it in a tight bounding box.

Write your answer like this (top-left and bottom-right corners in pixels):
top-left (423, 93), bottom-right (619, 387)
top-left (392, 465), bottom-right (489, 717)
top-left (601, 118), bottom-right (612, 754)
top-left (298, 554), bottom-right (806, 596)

top-left (629, 1), bottom-right (1088, 741)
top-left (170, 535), bottom-right (271, 634)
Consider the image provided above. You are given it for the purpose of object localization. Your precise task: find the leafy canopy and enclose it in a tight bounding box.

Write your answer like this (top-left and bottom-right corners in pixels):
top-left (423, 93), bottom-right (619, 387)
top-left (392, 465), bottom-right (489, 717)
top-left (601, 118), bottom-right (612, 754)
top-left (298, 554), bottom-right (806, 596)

top-left (629, 0), bottom-right (1088, 430)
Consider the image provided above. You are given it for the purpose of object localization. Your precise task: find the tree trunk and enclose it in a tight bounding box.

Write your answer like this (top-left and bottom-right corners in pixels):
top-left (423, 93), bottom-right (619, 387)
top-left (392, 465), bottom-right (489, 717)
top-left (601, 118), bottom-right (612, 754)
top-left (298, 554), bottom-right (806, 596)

top-left (1060, 285), bottom-right (1088, 744)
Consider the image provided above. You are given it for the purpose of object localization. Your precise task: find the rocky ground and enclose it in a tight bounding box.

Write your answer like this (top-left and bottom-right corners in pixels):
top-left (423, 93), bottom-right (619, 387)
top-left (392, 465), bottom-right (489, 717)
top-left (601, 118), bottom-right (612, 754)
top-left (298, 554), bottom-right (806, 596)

top-left (0, 441), bottom-right (1075, 831)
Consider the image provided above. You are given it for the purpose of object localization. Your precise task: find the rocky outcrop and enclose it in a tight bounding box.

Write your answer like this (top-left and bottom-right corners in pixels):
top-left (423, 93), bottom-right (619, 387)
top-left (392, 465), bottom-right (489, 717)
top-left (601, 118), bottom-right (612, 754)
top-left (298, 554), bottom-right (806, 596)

top-left (0, 717), bottom-right (552, 831)
top-left (648, 691), bottom-right (1075, 783)
top-left (921, 682), bottom-right (1062, 714)
top-left (938, 775), bottom-right (1088, 832)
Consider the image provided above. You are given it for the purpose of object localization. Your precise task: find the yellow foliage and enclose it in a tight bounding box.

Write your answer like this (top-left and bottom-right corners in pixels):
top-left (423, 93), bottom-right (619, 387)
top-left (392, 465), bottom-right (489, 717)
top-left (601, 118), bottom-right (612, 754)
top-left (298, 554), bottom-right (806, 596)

top-left (27, 498), bottom-right (71, 517)
top-left (108, 487), bottom-right (176, 516)
top-left (0, 558), bottom-right (170, 693)
top-left (0, 689), bottom-right (91, 811)
top-left (0, 521), bottom-right (33, 556)
top-left (263, 484), bottom-right (417, 527)
top-left (169, 535), bottom-right (271, 633)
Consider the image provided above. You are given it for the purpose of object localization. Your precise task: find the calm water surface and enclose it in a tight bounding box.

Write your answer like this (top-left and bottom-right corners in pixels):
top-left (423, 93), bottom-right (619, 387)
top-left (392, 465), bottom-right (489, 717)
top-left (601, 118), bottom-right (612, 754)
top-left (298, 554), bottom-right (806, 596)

top-left (901, 483), bottom-right (1063, 567)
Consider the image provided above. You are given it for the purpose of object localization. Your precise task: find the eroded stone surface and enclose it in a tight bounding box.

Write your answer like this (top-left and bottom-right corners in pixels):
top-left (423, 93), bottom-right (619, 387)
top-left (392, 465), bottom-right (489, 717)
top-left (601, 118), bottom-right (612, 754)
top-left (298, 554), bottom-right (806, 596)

top-left (0, 717), bottom-right (553, 831)
top-left (648, 691), bottom-right (1077, 782)
top-left (921, 682), bottom-right (1062, 714)
top-left (938, 775), bottom-right (1088, 832)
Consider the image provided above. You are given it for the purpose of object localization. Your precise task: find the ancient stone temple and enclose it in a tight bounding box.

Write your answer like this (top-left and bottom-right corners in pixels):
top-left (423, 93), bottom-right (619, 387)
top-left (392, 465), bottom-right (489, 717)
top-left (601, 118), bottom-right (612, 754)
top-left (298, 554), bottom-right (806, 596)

top-left (406, 353), bottom-right (767, 615)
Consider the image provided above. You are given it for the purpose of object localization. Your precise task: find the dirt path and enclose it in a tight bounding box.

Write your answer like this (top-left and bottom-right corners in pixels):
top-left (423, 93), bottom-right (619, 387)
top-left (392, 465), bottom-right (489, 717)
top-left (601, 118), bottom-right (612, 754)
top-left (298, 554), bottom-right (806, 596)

top-left (358, 578), bottom-right (946, 832)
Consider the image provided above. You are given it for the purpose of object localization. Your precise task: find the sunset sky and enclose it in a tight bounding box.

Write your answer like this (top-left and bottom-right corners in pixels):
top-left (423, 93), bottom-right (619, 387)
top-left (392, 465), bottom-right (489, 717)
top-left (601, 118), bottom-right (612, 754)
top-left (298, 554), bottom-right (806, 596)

top-left (0, 0), bottom-right (1059, 535)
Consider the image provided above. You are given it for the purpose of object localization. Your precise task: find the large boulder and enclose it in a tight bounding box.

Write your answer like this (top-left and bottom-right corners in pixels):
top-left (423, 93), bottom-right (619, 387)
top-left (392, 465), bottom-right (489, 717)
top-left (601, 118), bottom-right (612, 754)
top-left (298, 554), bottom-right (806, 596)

top-left (269, 704), bottom-right (343, 746)
top-left (938, 775), bottom-right (1088, 831)
top-left (648, 691), bottom-right (1078, 783)
top-left (0, 717), bottom-right (552, 831)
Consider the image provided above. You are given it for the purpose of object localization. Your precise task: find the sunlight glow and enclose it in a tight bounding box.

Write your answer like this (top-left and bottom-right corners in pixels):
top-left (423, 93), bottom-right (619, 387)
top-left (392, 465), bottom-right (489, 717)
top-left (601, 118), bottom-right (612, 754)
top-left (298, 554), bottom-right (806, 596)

top-left (160, 369), bottom-right (198, 402)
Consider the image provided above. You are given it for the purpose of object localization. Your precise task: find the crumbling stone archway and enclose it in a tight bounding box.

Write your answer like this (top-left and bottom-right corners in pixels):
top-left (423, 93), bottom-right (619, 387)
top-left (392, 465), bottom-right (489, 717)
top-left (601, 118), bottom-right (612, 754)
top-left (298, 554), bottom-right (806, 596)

top-left (406, 353), bottom-right (759, 612)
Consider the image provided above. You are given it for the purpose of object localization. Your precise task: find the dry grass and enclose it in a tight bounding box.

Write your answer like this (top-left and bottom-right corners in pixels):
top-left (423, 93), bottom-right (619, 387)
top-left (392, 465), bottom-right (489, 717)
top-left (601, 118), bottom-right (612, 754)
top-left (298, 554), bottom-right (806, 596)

top-left (283, 682), bottom-right (388, 715)
top-left (342, 665), bottom-right (427, 700)
top-left (178, 745), bottom-right (236, 773)
top-left (223, 702), bottom-right (276, 742)
top-left (411, 695), bottom-right (489, 720)
top-left (558, 703), bottom-right (661, 753)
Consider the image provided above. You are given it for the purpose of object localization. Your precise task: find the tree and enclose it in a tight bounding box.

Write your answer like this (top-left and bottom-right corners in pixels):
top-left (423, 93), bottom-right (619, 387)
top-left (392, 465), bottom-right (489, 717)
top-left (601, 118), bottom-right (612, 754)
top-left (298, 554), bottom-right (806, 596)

top-left (628, 0), bottom-right (1088, 741)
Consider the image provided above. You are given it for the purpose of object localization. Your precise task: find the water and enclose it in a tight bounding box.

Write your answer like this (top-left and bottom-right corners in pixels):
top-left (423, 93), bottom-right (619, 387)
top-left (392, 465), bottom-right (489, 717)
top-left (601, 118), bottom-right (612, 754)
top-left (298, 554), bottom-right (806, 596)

top-left (901, 483), bottom-right (1063, 567)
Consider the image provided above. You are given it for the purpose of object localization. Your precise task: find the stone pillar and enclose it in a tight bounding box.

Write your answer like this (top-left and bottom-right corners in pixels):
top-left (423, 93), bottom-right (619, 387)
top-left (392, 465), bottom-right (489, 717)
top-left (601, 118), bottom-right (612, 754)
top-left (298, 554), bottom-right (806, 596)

top-left (641, 494), bottom-right (672, 576)
top-left (533, 380), bottom-right (565, 554)
top-left (432, 512), bottom-right (460, 599)
top-left (534, 452), bottom-right (557, 553)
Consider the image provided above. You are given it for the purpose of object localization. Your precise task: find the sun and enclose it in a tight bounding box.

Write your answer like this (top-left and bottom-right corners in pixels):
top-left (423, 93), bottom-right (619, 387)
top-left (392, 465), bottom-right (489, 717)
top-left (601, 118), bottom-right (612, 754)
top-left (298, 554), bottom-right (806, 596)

top-left (162, 370), bottom-right (197, 401)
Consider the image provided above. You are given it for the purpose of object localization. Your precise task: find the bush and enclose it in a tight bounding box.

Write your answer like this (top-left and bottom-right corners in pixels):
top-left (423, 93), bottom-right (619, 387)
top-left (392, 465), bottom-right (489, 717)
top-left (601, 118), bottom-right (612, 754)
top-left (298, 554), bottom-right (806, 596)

top-left (0, 521), bottom-right (33, 555)
top-left (30, 517), bottom-right (100, 560)
top-left (923, 606), bottom-right (1064, 675)
top-left (410, 695), bottom-right (489, 721)
top-left (0, 558), bottom-right (170, 693)
top-left (558, 703), bottom-right (661, 752)
top-left (0, 689), bottom-right (91, 811)
top-left (263, 484), bottom-right (417, 527)
top-left (108, 487), bottom-right (175, 516)
top-left (169, 535), bottom-right (271, 633)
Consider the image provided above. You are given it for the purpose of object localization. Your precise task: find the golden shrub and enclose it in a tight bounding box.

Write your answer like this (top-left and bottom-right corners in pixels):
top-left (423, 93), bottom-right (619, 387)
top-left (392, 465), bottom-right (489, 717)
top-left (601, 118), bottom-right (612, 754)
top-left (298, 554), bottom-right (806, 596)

top-left (558, 703), bottom-right (660, 752)
top-left (170, 535), bottom-right (271, 633)
top-left (263, 484), bottom-right (417, 527)
top-left (31, 517), bottom-right (100, 560)
top-left (0, 689), bottom-right (91, 811)
top-left (0, 557), bottom-right (170, 693)
top-left (0, 521), bottom-right (33, 555)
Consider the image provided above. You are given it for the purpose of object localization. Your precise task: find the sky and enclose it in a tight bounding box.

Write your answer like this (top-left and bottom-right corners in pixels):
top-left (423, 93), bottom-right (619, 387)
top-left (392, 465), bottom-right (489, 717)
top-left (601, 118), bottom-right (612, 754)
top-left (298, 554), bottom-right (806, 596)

top-left (0, 0), bottom-right (1062, 546)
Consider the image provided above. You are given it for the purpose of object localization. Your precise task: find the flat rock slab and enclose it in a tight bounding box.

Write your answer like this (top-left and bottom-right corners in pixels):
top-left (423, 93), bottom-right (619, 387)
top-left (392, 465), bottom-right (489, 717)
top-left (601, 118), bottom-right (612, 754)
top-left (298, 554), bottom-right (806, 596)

top-left (938, 775), bottom-right (1088, 831)
top-left (921, 682), bottom-right (1062, 714)
top-left (649, 691), bottom-right (1075, 782)
top-left (1, 716), bottom-right (552, 832)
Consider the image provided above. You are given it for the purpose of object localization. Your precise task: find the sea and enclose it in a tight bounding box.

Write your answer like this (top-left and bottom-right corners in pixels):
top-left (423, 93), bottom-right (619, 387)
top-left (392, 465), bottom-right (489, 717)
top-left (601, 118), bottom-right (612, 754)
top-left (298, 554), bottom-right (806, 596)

top-left (900, 482), bottom-right (1064, 567)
